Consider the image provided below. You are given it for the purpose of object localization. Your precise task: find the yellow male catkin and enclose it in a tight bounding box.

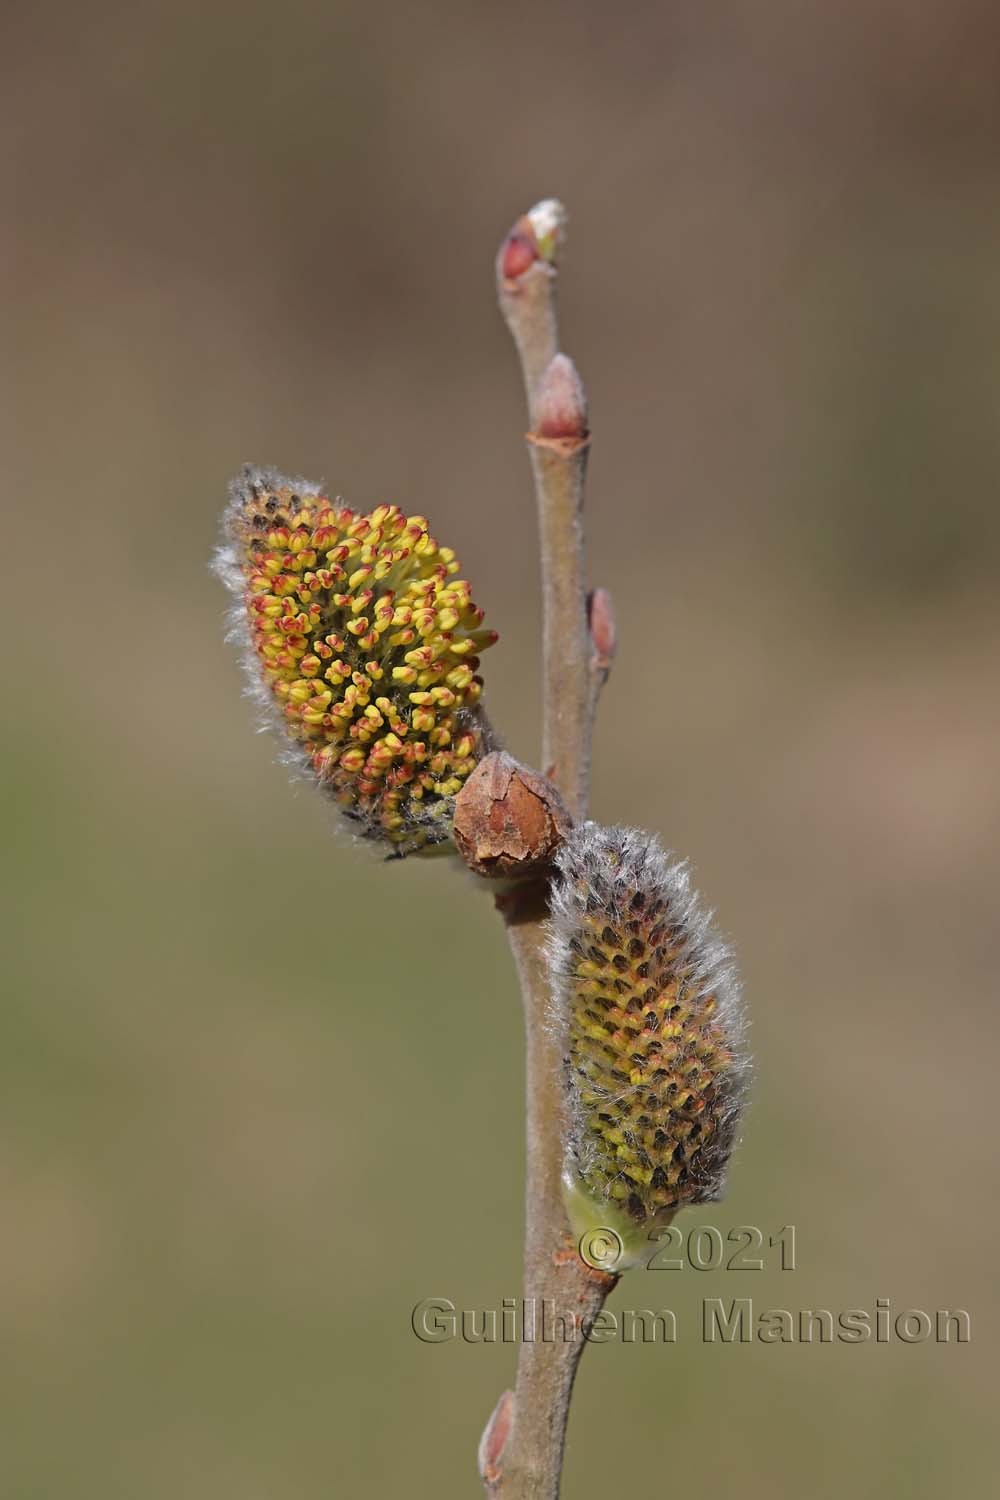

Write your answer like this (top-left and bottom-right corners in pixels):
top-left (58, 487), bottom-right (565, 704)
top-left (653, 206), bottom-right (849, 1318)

top-left (215, 466), bottom-right (497, 855)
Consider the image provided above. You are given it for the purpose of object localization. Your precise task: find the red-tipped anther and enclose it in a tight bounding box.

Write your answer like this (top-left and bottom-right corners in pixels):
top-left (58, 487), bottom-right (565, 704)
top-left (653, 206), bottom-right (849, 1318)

top-left (535, 353), bottom-right (589, 441)
top-left (588, 587), bottom-right (616, 673)
top-left (501, 228), bottom-right (538, 281)
top-left (478, 1390), bottom-right (515, 1493)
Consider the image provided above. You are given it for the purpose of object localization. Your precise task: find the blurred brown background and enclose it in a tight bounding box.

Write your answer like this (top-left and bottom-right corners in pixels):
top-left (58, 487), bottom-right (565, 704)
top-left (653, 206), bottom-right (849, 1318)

top-left (4, 2), bottom-right (999, 1495)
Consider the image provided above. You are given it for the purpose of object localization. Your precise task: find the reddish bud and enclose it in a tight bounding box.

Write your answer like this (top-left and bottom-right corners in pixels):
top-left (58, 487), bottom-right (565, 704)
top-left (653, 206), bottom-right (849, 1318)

top-left (588, 587), bottom-right (616, 673)
top-left (500, 229), bottom-right (538, 281)
top-left (535, 353), bottom-right (588, 441)
top-left (478, 1389), bottom-right (514, 1493)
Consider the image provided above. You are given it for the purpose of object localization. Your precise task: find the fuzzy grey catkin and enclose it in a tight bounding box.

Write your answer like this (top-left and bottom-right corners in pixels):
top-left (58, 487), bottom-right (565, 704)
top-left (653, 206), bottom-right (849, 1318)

top-left (550, 824), bottom-right (749, 1260)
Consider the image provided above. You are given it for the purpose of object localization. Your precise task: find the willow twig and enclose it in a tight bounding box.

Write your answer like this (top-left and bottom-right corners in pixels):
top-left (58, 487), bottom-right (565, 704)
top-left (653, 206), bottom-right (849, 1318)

top-left (479, 199), bottom-right (616, 1500)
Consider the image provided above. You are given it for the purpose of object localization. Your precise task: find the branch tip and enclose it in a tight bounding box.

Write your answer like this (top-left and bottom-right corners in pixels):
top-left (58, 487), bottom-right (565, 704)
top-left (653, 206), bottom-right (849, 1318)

top-left (498, 200), bottom-right (566, 285)
top-left (525, 198), bottom-right (566, 263)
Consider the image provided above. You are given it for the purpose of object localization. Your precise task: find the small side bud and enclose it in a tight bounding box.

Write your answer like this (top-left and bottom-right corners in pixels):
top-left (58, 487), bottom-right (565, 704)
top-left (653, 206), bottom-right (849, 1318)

top-left (478, 1389), bottom-right (514, 1494)
top-left (453, 751), bottom-right (571, 879)
top-left (534, 354), bottom-right (588, 441)
top-left (588, 587), bottom-right (616, 674)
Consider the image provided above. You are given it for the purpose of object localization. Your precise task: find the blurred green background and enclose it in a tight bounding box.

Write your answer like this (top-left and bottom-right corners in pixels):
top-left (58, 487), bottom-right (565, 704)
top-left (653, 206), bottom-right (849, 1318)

top-left (4, 2), bottom-right (999, 1495)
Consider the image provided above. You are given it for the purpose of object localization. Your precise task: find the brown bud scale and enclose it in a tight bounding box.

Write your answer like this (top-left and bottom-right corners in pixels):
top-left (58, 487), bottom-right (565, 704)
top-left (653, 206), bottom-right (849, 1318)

top-left (453, 751), bottom-right (572, 879)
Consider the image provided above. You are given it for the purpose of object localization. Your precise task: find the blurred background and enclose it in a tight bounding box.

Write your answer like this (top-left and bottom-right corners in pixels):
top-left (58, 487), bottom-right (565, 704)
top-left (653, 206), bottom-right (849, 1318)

top-left (4, 2), bottom-right (999, 1495)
